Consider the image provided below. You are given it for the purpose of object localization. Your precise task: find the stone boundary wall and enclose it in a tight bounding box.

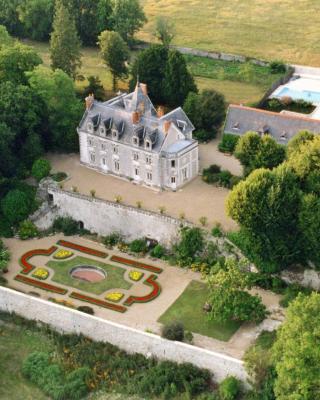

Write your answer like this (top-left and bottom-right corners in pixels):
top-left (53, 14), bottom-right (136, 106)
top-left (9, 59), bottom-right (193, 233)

top-left (133, 43), bottom-right (269, 66)
top-left (37, 186), bottom-right (191, 246)
top-left (0, 286), bottom-right (248, 385)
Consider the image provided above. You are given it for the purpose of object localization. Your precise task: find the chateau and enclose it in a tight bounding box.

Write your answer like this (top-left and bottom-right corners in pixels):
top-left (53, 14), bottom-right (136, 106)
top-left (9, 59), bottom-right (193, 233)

top-left (78, 83), bottom-right (199, 190)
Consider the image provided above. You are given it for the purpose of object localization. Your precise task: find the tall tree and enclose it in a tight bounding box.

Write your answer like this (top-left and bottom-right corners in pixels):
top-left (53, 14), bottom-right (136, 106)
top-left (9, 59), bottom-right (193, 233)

top-left (0, 43), bottom-right (42, 84)
top-left (28, 66), bottom-right (82, 152)
top-left (50, 0), bottom-right (82, 79)
top-left (0, 0), bottom-right (25, 36)
top-left (154, 16), bottom-right (175, 47)
top-left (0, 123), bottom-right (16, 177)
top-left (112, 0), bottom-right (147, 44)
top-left (163, 49), bottom-right (197, 107)
top-left (17, 0), bottom-right (54, 41)
top-left (130, 44), bottom-right (169, 104)
top-left (98, 30), bottom-right (129, 91)
top-left (272, 293), bottom-right (320, 400)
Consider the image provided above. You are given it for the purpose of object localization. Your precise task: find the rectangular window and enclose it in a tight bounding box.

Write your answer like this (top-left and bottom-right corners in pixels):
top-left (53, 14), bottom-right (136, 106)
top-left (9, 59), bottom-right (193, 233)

top-left (147, 172), bottom-right (152, 181)
top-left (113, 145), bottom-right (118, 154)
top-left (182, 167), bottom-right (188, 181)
top-left (171, 160), bottom-right (176, 168)
top-left (133, 152), bottom-right (139, 161)
top-left (101, 142), bottom-right (106, 151)
top-left (102, 158), bottom-right (107, 166)
top-left (90, 153), bottom-right (95, 163)
top-left (146, 155), bottom-right (152, 165)
top-left (114, 160), bottom-right (120, 171)
top-left (134, 167), bottom-right (139, 176)
top-left (88, 137), bottom-right (94, 147)
top-left (171, 176), bottom-right (176, 184)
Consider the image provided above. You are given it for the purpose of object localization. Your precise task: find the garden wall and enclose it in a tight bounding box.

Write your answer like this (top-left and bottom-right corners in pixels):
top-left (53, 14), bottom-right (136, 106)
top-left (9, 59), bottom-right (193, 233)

top-left (0, 286), bottom-right (248, 385)
top-left (34, 184), bottom-right (188, 247)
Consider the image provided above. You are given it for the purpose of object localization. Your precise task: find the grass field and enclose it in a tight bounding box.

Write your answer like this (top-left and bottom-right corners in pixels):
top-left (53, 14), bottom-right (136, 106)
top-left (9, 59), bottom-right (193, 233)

top-left (47, 256), bottom-right (132, 295)
top-left (139, 0), bottom-right (320, 66)
top-left (158, 280), bottom-right (241, 342)
top-left (24, 39), bottom-right (274, 105)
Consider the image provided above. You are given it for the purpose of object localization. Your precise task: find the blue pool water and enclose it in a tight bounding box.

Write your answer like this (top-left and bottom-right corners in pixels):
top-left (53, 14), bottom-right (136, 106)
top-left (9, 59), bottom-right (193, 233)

top-left (277, 87), bottom-right (320, 104)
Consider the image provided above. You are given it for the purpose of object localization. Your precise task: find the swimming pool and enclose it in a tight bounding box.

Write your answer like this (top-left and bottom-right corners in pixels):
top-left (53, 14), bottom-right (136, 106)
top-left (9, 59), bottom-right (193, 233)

top-left (276, 87), bottom-right (320, 104)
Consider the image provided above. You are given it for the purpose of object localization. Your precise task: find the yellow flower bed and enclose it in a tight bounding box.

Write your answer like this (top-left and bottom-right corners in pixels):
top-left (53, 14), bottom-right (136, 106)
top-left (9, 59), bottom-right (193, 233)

top-left (54, 249), bottom-right (74, 259)
top-left (32, 268), bottom-right (49, 280)
top-left (129, 270), bottom-right (144, 281)
top-left (105, 292), bottom-right (124, 303)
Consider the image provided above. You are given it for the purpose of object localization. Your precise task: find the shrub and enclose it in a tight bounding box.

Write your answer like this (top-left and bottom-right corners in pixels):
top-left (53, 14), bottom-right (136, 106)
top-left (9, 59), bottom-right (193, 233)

top-left (51, 171), bottom-right (67, 182)
top-left (31, 158), bottom-right (51, 182)
top-left (1, 189), bottom-right (36, 226)
top-left (199, 216), bottom-right (208, 226)
top-left (18, 220), bottom-right (39, 240)
top-left (150, 244), bottom-right (166, 258)
top-left (129, 238), bottom-right (148, 253)
top-left (269, 60), bottom-right (286, 74)
top-left (77, 306), bottom-right (94, 315)
top-left (229, 175), bottom-right (242, 188)
top-left (52, 217), bottom-right (80, 236)
top-left (0, 218), bottom-right (13, 238)
top-left (218, 134), bottom-right (240, 153)
top-left (194, 129), bottom-right (214, 142)
top-left (174, 227), bottom-right (204, 266)
top-left (211, 223), bottom-right (223, 237)
top-left (161, 321), bottom-right (184, 341)
top-left (0, 240), bottom-right (10, 272)
top-left (103, 232), bottom-right (122, 248)
top-left (279, 283), bottom-right (312, 308)
top-left (218, 170), bottom-right (232, 187)
top-left (248, 273), bottom-right (287, 294)
top-left (219, 376), bottom-right (241, 400)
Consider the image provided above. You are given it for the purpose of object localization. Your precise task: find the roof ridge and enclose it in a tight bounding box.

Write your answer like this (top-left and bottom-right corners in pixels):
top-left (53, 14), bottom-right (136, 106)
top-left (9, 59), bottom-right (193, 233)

top-left (229, 104), bottom-right (320, 124)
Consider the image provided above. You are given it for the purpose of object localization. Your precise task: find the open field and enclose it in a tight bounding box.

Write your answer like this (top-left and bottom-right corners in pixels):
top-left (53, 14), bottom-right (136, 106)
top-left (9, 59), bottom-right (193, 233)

top-left (140, 0), bottom-right (320, 66)
top-left (158, 280), bottom-right (241, 341)
top-left (24, 40), bottom-right (274, 105)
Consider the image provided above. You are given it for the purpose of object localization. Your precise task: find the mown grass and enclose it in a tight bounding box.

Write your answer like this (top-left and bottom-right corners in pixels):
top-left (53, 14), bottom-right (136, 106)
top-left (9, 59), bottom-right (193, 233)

top-left (0, 320), bottom-right (53, 400)
top-left (24, 39), bottom-right (273, 105)
top-left (158, 280), bottom-right (241, 342)
top-left (47, 256), bottom-right (132, 295)
top-left (139, 0), bottom-right (320, 66)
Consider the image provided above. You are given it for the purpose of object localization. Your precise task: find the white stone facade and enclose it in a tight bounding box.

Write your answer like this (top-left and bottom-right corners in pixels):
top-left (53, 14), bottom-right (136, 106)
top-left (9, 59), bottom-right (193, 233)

top-left (78, 84), bottom-right (199, 190)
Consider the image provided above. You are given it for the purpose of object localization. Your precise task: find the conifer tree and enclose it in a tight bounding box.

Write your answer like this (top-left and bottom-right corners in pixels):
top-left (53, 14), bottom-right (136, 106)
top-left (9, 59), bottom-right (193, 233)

top-left (50, 0), bottom-right (81, 79)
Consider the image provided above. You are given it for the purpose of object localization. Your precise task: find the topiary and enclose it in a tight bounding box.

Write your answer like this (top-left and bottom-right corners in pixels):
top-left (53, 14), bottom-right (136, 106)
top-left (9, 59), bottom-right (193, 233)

top-left (129, 238), bottom-right (148, 254)
top-left (161, 321), bottom-right (184, 341)
top-left (77, 306), bottom-right (94, 315)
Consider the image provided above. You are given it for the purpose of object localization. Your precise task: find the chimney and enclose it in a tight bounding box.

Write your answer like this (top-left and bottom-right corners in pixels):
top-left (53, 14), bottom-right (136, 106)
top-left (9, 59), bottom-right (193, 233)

top-left (140, 83), bottom-right (148, 96)
top-left (132, 111), bottom-right (140, 124)
top-left (85, 94), bottom-right (94, 110)
top-left (164, 120), bottom-right (171, 135)
top-left (157, 106), bottom-right (165, 118)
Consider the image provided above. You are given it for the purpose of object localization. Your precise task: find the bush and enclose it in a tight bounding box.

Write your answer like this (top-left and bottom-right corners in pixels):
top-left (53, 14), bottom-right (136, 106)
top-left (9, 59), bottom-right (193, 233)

top-left (18, 220), bottom-right (39, 240)
top-left (279, 283), bottom-right (312, 308)
top-left (269, 60), bottom-right (286, 74)
top-left (194, 129), bottom-right (215, 142)
top-left (218, 376), bottom-right (241, 400)
top-left (218, 170), bottom-right (233, 187)
top-left (0, 218), bottom-right (13, 238)
top-left (52, 217), bottom-right (80, 236)
top-left (1, 189), bottom-right (36, 226)
top-left (150, 244), bottom-right (166, 258)
top-left (51, 171), bottom-right (67, 182)
top-left (218, 134), bottom-right (240, 153)
top-left (211, 224), bottom-right (223, 237)
top-left (174, 227), bottom-right (204, 266)
top-left (161, 321), bottom-right (184, 341)
top-left (0, 241), bottom-right (10, 273)
top-left (229, 175), bottom-right (242, 188)
top-left (103, 232), bottom-right (122, 248)
top-left (77, 306), bottom-right (94, 315)
top-left (202, 165), bottom-right (236, 188)
top-left (31, 158), bottom-right (51, 182)
top-left (248, 273), bottom-right (287, 294)
top-left (129, 238), bottom-right (148, 253)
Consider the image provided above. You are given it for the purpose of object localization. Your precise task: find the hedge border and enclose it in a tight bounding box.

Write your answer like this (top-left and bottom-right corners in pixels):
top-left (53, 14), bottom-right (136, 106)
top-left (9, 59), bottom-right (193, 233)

top-left (19, 246), bottom-right (58, 275)
top-left (124, 274), bottom-right (161, 306)
top-left (14, 274), bottom-right (68, 295)
top-left (69, 291), bottom-right (127, 313)
top-left (57, 240), bottom-right (108, 258)
top-left (111, 255), bottom-right (163, 274)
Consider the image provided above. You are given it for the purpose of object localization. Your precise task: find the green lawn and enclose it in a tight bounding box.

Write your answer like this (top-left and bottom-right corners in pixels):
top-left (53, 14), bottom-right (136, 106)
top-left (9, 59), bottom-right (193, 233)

top-left (0, 319), bottom-right (53, 400)
top-left (158, 280), bottom-right (241, 342)
top-left (47, 256), bottom-right (132, 295)
top-left (140, 0), bottom-right (320, 66)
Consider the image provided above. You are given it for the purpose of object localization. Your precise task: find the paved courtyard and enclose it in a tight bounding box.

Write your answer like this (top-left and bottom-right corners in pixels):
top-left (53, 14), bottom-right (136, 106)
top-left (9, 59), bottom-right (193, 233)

top-left (48, 139), bottom-right (242, 231)
top-left (4, 235), bottom-right (282, 359)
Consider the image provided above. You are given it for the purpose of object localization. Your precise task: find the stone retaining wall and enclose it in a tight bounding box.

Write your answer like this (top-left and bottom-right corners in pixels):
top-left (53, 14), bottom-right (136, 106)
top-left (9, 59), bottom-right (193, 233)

top-left (0, 286), bottom-right (248, 385)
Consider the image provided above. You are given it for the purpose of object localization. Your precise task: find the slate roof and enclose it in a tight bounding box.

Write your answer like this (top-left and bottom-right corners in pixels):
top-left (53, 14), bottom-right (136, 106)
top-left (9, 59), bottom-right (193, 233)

top-left (78, 83), bottom-right (195, 154)
top-left (224, 104), bottom-right (320, 144)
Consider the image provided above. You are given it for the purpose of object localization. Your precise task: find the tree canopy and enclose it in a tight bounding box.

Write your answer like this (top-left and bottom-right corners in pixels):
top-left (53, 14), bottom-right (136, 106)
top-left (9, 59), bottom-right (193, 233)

top-left (154, 16), bottom-right (175, 47)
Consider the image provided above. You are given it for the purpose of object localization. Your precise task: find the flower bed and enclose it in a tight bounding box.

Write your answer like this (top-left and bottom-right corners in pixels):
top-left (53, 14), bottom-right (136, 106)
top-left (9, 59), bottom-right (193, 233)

top-left (53, 249), bottom-right (74, 260)
top-left (57, 240), bottom-right (108, 258)
top-left (20, 246), bottom-right (58, 274)
top-left (124, 275), bottom-right (161, 306)
top-left (105, 292), bottom-right (124, 303)
top-left (129, 270), bottom-right (144, 281)
top-left (110, 255), bottom-right (163, 274)
top-left (32, 268), bottom-right (49, 280)
top-left (14, 274), bottom-right (67, 294)
top-left (70, 292), bottom-right (127, 313)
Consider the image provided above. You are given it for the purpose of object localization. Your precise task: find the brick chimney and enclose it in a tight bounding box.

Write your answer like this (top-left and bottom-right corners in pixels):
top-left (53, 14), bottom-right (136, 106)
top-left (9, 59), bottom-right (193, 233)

top-left (157, 106), bottom-right (165, 118)
top-left (132, 111), bottom-right (140, 124)
top-left (140, 83), bottom-right (148, 96)
top-left (85, 94), bottom-right (94, 110)
top-left (164, 120), bottom-right (171, 135)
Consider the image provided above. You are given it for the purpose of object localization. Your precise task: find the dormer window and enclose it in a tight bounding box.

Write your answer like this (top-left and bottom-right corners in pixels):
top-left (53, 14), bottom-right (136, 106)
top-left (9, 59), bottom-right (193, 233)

top-left (177, 119), bottom-right (187, 132)
top-left (112, 130), bottom-right (119, 140)
top-left (232, 122), bottom-right (240, 130)
top-left (132, 136), bottom-right (139, 146)
top-left (280, 132), bottom-right (287, 140)
top-left (87, 122), bottom-right (94, 133)
top-left (87, 137), bottom-right (94, 147)
top-left (145, 140), bottom-right (151, 150)
top-left (99, 126), bottom-right (106, 136)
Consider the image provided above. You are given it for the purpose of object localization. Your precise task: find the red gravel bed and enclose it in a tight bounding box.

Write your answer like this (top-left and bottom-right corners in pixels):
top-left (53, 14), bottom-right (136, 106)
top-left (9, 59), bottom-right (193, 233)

top-left (14, 274), bottom-right (67, 294)
top-left (57, 240), bottom-right (108, 258)
top-left (20, 246), bottom-right (58, 274)
top-left (124, 274), bottom-right (161, 306)
top-left (110, 255), bottom-right (163, 274)
top-left (70, 292), bottom-right (127, 313)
